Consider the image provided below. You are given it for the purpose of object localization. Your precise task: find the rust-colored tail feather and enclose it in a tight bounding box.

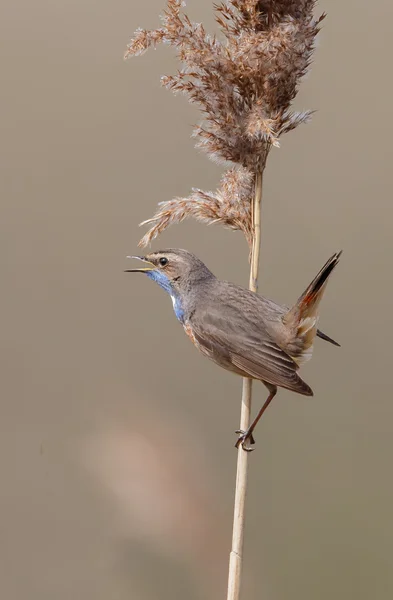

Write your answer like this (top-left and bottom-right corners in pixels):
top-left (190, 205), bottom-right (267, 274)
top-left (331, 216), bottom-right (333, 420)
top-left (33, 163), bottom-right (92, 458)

top-left (299, 251), bottom-right (342, 312)
top-left (284, 251), bottom-right (342, 364)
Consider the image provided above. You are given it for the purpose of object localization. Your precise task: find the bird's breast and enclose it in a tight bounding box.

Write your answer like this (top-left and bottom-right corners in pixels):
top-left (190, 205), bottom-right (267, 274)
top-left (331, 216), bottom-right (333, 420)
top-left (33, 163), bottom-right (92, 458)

top-left (183, 322), bottom-right (200, 348)
top-left (171, 293), bottom-right (185, 323)
top-left (183, 322), bottom-right (213, 360)
top-left (182, 320), bottom-right (244, 375)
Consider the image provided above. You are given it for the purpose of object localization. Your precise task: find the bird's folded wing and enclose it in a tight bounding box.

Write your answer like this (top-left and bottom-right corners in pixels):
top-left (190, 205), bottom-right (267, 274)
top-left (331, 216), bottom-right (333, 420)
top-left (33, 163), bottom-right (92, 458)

top-left (191, 313), bottom-right (312, 395)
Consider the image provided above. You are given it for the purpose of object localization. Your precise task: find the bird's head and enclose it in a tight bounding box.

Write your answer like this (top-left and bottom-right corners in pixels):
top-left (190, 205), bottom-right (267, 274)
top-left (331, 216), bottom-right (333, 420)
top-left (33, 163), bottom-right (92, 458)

top-left (125, 249), bottom-right (214, 296)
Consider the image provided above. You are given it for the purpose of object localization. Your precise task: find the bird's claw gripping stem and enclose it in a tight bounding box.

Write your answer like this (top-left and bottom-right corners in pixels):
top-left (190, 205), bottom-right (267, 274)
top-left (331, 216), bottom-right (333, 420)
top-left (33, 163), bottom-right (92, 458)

top-left (235, 429), bottom-right (256, 452)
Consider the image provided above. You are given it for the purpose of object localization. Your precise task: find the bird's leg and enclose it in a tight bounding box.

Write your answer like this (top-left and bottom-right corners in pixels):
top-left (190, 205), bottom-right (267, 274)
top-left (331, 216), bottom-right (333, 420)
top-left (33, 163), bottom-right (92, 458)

top-left (235, 385), bottom-right (277, 451)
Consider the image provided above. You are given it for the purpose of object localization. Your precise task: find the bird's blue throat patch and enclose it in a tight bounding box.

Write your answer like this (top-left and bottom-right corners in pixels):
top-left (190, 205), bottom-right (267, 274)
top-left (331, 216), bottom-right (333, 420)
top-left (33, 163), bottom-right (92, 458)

top-left (146, 270), bottom-right (185, 323)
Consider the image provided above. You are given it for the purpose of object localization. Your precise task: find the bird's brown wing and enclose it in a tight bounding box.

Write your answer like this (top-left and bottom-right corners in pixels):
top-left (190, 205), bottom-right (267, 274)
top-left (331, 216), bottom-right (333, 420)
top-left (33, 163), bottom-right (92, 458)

top-left (190, 309), bottom-right (313, 396)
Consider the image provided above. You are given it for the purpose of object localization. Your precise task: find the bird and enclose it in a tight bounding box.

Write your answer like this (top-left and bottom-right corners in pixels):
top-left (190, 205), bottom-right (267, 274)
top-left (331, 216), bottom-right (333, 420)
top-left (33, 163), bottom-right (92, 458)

top-left (125, 249), bottom-right (341, 451)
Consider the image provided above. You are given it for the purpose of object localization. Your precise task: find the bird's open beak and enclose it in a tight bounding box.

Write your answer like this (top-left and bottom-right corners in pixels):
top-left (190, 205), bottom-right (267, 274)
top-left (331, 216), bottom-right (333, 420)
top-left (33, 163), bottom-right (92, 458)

top-left (124, 256), bottom-right (155, 273)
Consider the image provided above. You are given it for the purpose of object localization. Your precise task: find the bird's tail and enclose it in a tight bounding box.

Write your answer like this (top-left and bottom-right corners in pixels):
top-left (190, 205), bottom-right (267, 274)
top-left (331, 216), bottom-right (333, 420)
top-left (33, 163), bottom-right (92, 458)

top-left (284, 251), bottom-right (342, 364)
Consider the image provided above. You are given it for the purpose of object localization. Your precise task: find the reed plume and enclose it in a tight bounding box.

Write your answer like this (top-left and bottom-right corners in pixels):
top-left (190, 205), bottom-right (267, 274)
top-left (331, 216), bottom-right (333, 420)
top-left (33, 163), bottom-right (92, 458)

top-left (125, 2), bottom-right (324, 599)
top-left (125, 0), bottom-right (324, 247)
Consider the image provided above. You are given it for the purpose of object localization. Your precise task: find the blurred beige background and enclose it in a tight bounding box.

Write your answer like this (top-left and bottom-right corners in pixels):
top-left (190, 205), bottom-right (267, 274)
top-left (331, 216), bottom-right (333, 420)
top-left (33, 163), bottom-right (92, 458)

top-left (1, 1), bottom-right (393, 599)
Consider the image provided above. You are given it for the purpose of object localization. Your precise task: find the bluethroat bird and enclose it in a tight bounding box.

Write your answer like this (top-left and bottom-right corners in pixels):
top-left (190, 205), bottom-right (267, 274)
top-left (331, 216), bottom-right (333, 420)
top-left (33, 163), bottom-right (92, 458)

top-left (125, 249), bottom-right (341, 451)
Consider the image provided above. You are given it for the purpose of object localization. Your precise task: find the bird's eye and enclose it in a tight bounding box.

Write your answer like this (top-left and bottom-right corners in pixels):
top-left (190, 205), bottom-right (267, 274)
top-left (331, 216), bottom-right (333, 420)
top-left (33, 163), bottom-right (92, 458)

top-left (159, 257), bottom-right (168, 267)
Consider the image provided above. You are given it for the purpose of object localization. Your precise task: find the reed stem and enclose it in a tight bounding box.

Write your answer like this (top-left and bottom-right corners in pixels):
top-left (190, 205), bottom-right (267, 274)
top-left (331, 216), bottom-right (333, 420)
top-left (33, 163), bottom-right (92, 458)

top-left (226, 160), bottom-right (264, 600)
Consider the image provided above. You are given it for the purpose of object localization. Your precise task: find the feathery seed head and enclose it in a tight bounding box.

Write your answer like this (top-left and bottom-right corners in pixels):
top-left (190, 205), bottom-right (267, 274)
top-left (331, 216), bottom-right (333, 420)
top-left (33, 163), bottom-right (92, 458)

top-left (125, 1), bottom-right (324, 246)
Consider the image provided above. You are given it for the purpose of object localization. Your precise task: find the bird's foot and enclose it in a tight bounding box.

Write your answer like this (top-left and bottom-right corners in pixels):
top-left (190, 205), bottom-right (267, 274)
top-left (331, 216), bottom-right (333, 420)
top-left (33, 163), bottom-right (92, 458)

top-left (235, 429), bottom-right (256, 452)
